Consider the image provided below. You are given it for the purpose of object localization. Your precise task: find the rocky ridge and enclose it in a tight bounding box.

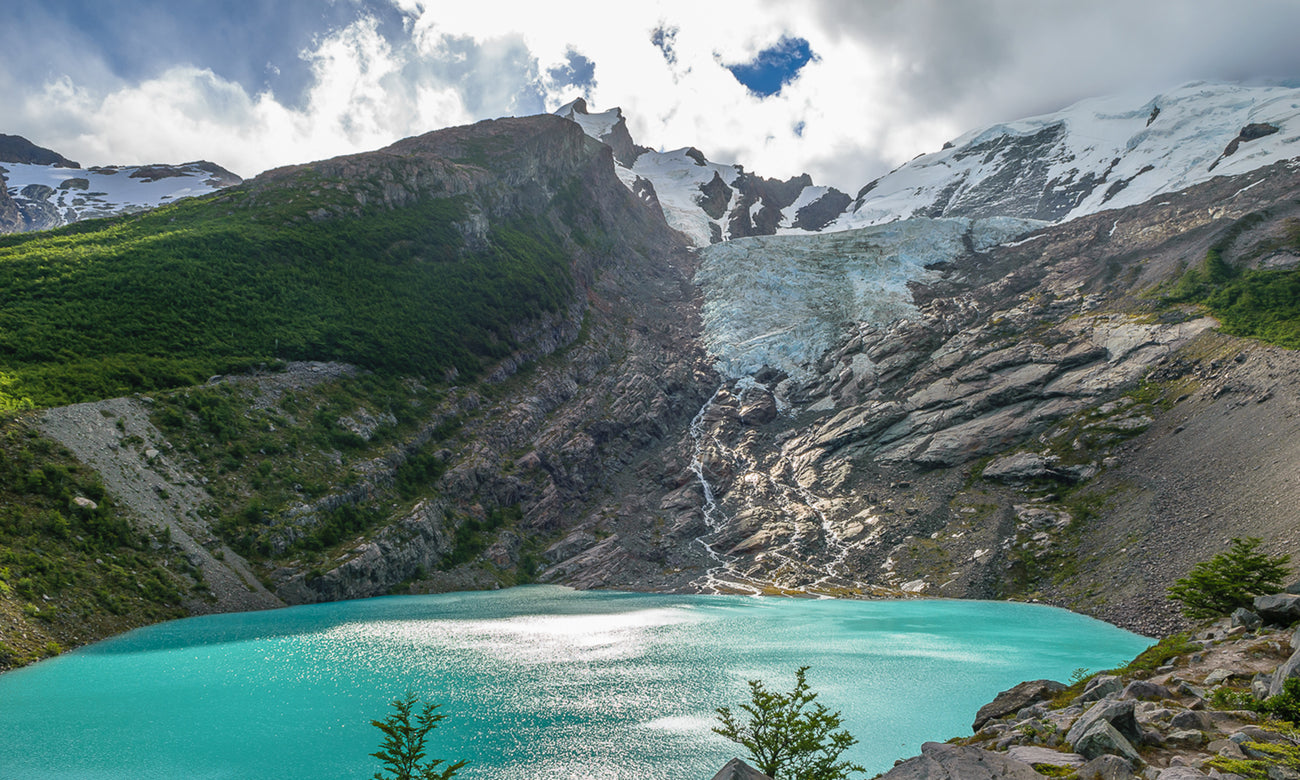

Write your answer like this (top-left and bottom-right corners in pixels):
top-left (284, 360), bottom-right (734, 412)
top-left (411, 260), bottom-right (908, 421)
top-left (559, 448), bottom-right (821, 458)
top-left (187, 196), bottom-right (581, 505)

top-left (558, 83), bottom-right (1300, 251)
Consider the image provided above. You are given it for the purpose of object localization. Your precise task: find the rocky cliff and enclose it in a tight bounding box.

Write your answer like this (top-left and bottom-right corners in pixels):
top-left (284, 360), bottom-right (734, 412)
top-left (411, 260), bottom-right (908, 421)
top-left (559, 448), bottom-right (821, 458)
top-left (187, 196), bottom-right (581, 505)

top-left (533, 157), bottom-right (1300, 636)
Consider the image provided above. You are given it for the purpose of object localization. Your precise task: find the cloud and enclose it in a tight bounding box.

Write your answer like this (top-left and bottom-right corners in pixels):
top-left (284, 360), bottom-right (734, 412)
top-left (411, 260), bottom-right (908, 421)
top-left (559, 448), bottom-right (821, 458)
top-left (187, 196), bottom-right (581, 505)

top-left (3, 0), bottom-right (1299, 193)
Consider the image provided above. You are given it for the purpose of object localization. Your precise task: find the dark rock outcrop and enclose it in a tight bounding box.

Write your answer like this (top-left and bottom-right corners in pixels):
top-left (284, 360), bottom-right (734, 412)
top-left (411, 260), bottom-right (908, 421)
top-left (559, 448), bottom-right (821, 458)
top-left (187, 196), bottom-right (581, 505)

top-left (1254, 593), bottom-right (1300, 624)
top-left (0, 171), bottom-right (19, 232)
top-left (972, 679), bottom-right (1065, 730)
top-left (0, 134), bottom-right (79, 167)
top-left (697, 172), bottom-right (733, 220)
top-left (792, 188), bottom-right (852, 231)
top-left (726, 172), bottom-right (813, 238)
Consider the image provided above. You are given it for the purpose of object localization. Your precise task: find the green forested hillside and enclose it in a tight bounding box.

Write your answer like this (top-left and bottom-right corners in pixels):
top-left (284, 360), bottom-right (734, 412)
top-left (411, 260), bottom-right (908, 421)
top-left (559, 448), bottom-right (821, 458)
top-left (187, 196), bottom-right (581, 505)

top-left (0, 172), bottom-right (574, 407)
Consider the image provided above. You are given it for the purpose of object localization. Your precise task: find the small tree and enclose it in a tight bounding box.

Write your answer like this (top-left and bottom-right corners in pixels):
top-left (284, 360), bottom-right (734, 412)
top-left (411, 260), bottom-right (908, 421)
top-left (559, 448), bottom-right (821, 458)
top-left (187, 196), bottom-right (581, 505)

top-left (371, 693), bottom-right (466, 780)
top-left (714, 666), bottom-right (865, 780)
top-left (1168, 537), bottom-right (1291, 619)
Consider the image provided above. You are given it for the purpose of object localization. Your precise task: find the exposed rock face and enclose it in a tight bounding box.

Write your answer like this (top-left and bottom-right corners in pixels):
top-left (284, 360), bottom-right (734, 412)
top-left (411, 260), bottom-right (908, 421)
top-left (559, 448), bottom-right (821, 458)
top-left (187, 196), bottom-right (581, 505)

top-left (0, 172), bottom-right (19, 232)
top-left (0, 134), bottom-right (80, 167)
top-left (244, 115), bottom-right (714, 602)
top-left (792, 189), bottom-right (852, 231)
top-left (276, 499), bottom-right (455, 603)
top-left (544, 155), bottom-right (1300, 635)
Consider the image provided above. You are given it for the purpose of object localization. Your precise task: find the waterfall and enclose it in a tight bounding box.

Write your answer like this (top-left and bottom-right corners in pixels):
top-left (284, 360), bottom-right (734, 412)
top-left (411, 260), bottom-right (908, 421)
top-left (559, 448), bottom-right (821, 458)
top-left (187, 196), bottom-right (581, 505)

top-left (687, 384), bottom-right (761, 595)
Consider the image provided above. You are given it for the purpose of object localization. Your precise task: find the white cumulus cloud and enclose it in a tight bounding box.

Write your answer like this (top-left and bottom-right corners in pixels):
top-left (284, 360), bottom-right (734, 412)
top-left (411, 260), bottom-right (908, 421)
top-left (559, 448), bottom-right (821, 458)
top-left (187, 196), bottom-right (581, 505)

top-left (3, 0), bottom-right (1298, 191)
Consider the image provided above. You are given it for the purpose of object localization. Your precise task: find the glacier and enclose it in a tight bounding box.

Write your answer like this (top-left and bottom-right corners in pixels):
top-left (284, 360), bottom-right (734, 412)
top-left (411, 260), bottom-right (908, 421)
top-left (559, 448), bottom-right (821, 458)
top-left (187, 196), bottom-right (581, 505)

top-left (695, 217), bottom-right (1043, 381)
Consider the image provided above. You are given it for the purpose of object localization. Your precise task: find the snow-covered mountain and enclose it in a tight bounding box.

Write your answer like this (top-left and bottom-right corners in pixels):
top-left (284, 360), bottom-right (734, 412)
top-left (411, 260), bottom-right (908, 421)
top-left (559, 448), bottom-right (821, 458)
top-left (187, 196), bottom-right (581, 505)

top-left (559, 82), bottom-right (1300, 246)
top-left (0, 134), bottom-right (241, 233)
top-left (831, 81), bottom-right (1300, 230)
top-left (555, 99), bottom-right (850, 246)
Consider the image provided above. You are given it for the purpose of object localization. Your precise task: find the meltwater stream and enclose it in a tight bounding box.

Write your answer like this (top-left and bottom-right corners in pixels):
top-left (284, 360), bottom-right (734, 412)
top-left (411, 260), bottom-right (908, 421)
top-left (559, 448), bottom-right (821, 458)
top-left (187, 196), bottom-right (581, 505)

top-left (0, 586), bottom-right (1150, 779)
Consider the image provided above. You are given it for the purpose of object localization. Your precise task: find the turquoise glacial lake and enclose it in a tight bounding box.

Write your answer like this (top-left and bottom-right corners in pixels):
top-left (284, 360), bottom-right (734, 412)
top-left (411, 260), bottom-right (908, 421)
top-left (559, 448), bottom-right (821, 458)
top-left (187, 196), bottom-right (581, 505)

top-left (0, 586), bottom-right (1150, 779)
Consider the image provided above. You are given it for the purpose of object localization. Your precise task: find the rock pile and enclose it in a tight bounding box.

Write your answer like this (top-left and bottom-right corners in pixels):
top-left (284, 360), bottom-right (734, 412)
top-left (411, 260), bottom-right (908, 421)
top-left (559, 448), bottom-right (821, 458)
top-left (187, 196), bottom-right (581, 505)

top-left (870, 600), bottom-right (1300, 779)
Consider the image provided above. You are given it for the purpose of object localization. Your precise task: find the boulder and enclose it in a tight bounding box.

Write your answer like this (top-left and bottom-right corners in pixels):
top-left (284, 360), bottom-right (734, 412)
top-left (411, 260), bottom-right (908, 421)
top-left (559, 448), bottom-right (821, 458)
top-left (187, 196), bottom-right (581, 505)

top-left (1077, 675), bottom-right (1124, 704)
top-left (1073, 720), bottom-right (1142, 765)
top-left (1077, 754), bottom-right (1139, 780)
top-left (1155, 768), bottom-right (1208, 779)
top-left (1166, 729), bottom-right (1207, 747)
top-left (1067, 699), bottom-right (1142, 747)
top-left (1254, 672), bottom-right (1273, 700)
top-left (1232, 607), bottom-right (1263, 630)
top-left (875, 742), bottom-right (1041, 780)
top-left (711, 758), bottom-right (772, 780)
top-left (1233, 725), bottom-right (1292, 744)
top-left (1254, 593), bottom-right (1300, 624)
top-left (1269, 647), bottom-right (1300, 697)
top-left (1204, 669), bottom-right (1236, 686)
top-left (1121, 680), bottom-right (1173, 701)
top-left (737, 388), bottom-right (778, 426)
top-left (1169, 710), bottom-right (1215, 732)
top-left (1006, 745), bottom-right (1084, 766)
top-left (972, 679), bottom-right (1066, 730)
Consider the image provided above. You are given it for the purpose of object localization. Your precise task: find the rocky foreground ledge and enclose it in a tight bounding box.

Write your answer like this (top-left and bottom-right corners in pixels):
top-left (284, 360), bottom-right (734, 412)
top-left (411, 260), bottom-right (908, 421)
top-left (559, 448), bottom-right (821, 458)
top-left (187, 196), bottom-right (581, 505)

top-left (713, 595), bottom-right (1300, 780)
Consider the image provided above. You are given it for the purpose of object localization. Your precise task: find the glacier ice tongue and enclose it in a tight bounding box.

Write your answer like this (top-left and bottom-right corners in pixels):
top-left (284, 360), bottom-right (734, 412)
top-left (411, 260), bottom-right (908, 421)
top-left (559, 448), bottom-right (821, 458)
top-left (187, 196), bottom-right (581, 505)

top-left (696, 217), bottom-right (1044, 381)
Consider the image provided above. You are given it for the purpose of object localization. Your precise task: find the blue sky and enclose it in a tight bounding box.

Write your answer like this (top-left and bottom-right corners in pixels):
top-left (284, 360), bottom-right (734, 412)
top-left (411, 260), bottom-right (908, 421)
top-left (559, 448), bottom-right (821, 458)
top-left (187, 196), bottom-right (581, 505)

top-left (3, 0), bottom-right (1300, 191)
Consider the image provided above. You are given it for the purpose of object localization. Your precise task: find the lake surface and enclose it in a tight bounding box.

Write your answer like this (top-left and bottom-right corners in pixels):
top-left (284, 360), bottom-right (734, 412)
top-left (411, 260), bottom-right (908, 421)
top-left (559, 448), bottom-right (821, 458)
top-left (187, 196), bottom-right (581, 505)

top-left (0, 586), bottom-right (1150, 779)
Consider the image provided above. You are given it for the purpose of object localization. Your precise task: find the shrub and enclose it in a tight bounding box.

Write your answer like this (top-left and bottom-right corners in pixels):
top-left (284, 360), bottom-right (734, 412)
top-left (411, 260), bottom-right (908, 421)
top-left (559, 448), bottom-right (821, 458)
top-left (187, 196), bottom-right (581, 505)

top-left (1167, 537), bottom-right (1290, 620)
top-left (1260, 678), bottom-right (1300, 723)
top-left (370, 693), bottom-right (466, 780)
top-left (714, 666), bottom-right (864, 780)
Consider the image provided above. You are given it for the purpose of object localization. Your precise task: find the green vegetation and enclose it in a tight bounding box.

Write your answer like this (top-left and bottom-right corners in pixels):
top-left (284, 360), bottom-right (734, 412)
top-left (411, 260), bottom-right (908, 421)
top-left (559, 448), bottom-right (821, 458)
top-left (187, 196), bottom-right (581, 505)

top-left (1207, 742), bottom-right (1300, 780)
top-left (441, 504), bottom-right (521, 570)
top-left (149, 372), bottom-right (447, 565)
top-left (1050, 633), bottom-right (1196, 707)
top-left (0, 172), bottom-right (575, 407)
top-left (0, 419), bottom-right (188, 668)
top-left (1165, 213), bottom-right (1300, 349)
top-left (714, 666), bottom-right (864, 780)
top-left (1167, 537), bottom-right (1290, 619)
top-left (1259, 678), bottom-right (1300, 723)
top-left (370, 693), bottom-right (466, 780)
top-left (1203, 681), bottom-right (1300, 778)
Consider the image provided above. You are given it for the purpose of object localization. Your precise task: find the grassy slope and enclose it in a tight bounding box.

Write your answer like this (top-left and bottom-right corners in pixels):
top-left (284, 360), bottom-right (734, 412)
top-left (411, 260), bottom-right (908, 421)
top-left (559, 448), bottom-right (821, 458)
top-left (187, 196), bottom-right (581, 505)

top-left (0, 417), bottom-right (190, 670)
top-left (0, 124), bottom-right (608, 667)
top-left (0, 171), bottom-right (573, 408)
top-left (1168, 214), bottom-right (1300, 347)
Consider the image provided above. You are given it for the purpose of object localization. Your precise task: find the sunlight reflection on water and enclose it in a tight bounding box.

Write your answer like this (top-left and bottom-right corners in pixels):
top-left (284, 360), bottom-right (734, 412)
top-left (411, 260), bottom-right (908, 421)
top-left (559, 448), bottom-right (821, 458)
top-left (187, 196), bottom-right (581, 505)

top-left (0, 586), bottom-right (1149, 780)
